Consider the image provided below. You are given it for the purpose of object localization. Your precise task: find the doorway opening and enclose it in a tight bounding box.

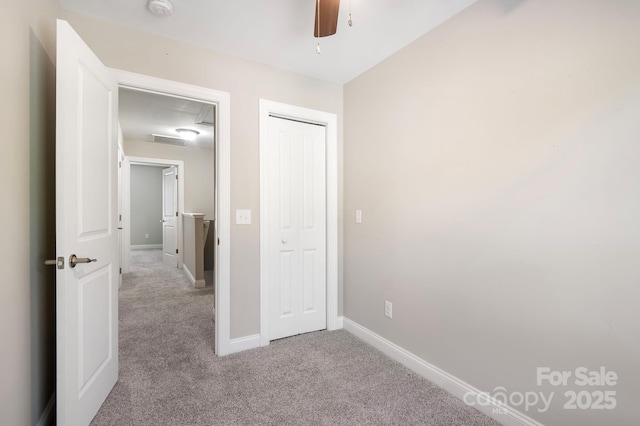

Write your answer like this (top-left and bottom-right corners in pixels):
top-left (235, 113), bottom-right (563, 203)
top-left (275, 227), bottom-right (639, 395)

top-left (113, 69), bottom-right (231, 356)
top-left (125, 159), bottom-right (186, 269)
top-left (120, 88), bottom-right (215, 282)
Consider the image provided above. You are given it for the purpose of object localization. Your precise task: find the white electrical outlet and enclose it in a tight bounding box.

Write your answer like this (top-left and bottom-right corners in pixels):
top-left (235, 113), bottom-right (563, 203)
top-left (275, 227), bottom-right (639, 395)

top-left (385, 300), bottom-right (392, 319)
top-left (145, 233), bottom-right (150, 239)
top-left (355, 209), bottom-right (362, 224)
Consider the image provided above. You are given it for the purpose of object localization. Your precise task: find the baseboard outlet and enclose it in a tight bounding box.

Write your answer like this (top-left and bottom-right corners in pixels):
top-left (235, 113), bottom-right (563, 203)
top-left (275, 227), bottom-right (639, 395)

top-left (131, 244), bottom-right (162, 250)
top-left (228, 334), bottom-right (261, 354)
top-left (342, 318), bottom-right (544, 426)
top-left (36, 392), bottom-right (55, 426)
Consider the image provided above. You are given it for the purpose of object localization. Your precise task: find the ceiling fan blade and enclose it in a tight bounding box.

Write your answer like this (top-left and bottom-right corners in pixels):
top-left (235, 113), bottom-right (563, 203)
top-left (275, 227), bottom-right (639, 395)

top-left (314, 0), bottom-right (340, 37)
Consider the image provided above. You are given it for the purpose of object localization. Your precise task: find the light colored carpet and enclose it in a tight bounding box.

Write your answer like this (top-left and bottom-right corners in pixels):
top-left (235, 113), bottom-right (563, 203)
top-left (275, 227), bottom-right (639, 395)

top-left (91, 249), bottom-right (499, 426)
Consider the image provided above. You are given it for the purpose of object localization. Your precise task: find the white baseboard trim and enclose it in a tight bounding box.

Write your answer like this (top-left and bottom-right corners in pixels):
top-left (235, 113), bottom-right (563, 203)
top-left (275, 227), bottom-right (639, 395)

top-left (131, 244), bottom-right (162, 250)
top-left (36, 392), bottom-right (55, 426)
top-left (336, 316), bottom-right (344, 329)
top-left (228, 334), bottom-right (261, 354)
top-left (342, 318), bottom-right (544, 426)
top-left (183, 265), bottom-right (205, 287)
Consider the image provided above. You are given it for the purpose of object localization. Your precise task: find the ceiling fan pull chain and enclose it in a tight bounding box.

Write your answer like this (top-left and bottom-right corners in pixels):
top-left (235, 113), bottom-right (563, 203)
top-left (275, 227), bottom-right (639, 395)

top-left (316, 0), bottom-right (322, 54)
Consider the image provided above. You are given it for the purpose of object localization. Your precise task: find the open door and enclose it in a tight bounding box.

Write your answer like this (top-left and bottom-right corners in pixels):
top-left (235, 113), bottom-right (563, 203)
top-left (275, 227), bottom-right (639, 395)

top-left (56, 20), bottom-right (119, 425)
top-left (162, 166), bottom-right (179, 267)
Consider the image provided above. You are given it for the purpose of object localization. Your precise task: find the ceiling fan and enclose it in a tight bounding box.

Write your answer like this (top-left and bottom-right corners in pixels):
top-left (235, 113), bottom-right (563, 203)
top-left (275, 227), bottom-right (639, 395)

top-left (314, 0), bottom-right (341, 38)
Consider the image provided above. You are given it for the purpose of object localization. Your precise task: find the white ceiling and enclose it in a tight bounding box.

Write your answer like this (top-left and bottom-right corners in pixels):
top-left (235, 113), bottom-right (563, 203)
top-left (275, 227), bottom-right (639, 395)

top-left (119, 88), bottom-right (215, 149)
top-left (60, 0), bottom-right (478, 84)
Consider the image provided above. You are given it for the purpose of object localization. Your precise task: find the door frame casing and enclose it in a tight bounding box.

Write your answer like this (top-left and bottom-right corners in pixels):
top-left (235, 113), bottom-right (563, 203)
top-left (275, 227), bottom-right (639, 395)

top-left (259, 99), bottom-right (339, 346)
top-left (112, 69), bottom-right (232, 356)
top-left (122, 158), bottom-right (185, 270)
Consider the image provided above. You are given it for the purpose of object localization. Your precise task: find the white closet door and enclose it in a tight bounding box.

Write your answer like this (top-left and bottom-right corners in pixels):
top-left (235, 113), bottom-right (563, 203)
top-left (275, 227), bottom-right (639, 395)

top-left (267, 116), bottom-right (326, 341)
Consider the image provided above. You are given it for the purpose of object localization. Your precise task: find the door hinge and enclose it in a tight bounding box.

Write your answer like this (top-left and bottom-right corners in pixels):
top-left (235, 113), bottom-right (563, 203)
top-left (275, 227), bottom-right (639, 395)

top-left (176, 174), bottom-right (178, 180)
top-left (217, 238), bottom-right (220, 246)
top-left (119, 214), bottom-right (122, 221)
top-left (118, 161), bottom-right (122, 168)
top-left (175, 212), bottom-right (178, 217)
top-left (176, 249), bottom-right (179, 254)
top-left (119, 267), bottom-right (122, 274)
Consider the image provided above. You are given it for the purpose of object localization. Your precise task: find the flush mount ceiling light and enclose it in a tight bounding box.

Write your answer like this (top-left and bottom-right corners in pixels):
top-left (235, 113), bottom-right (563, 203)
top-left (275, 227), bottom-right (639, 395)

top-left (176, 128), bottom-right (200, 141)
top-left (148, 0), bottom-right (174, 17)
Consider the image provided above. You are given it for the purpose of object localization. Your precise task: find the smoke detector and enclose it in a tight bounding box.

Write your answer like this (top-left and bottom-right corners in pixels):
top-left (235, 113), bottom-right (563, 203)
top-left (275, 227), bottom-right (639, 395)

top-left (148, 0), bottom-right (173, 17)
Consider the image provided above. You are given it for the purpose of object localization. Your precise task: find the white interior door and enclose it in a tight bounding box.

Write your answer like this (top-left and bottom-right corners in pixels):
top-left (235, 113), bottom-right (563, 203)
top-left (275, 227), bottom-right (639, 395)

top-left (56, 19), bottom-right (118, 426)
top-left (267, 116), bottom-right (327, 340)
top-left (162, 166), bottom-right (178, 267)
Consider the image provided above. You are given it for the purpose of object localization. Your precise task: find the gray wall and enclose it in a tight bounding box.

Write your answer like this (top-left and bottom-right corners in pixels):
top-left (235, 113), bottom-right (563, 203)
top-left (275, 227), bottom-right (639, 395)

top-left (130, 165), bottom-right (163, 246)
top-left (0, 0), bottom-right (60, 423)
top-left (344, 1), bottom-right (640, 425)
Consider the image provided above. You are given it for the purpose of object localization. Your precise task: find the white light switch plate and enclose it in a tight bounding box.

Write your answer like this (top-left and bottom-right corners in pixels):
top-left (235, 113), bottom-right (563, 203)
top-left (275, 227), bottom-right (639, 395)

top-left (356, 209), bottom-right (362, 224)
top-left (236, 209), bottom-right (251, 225)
